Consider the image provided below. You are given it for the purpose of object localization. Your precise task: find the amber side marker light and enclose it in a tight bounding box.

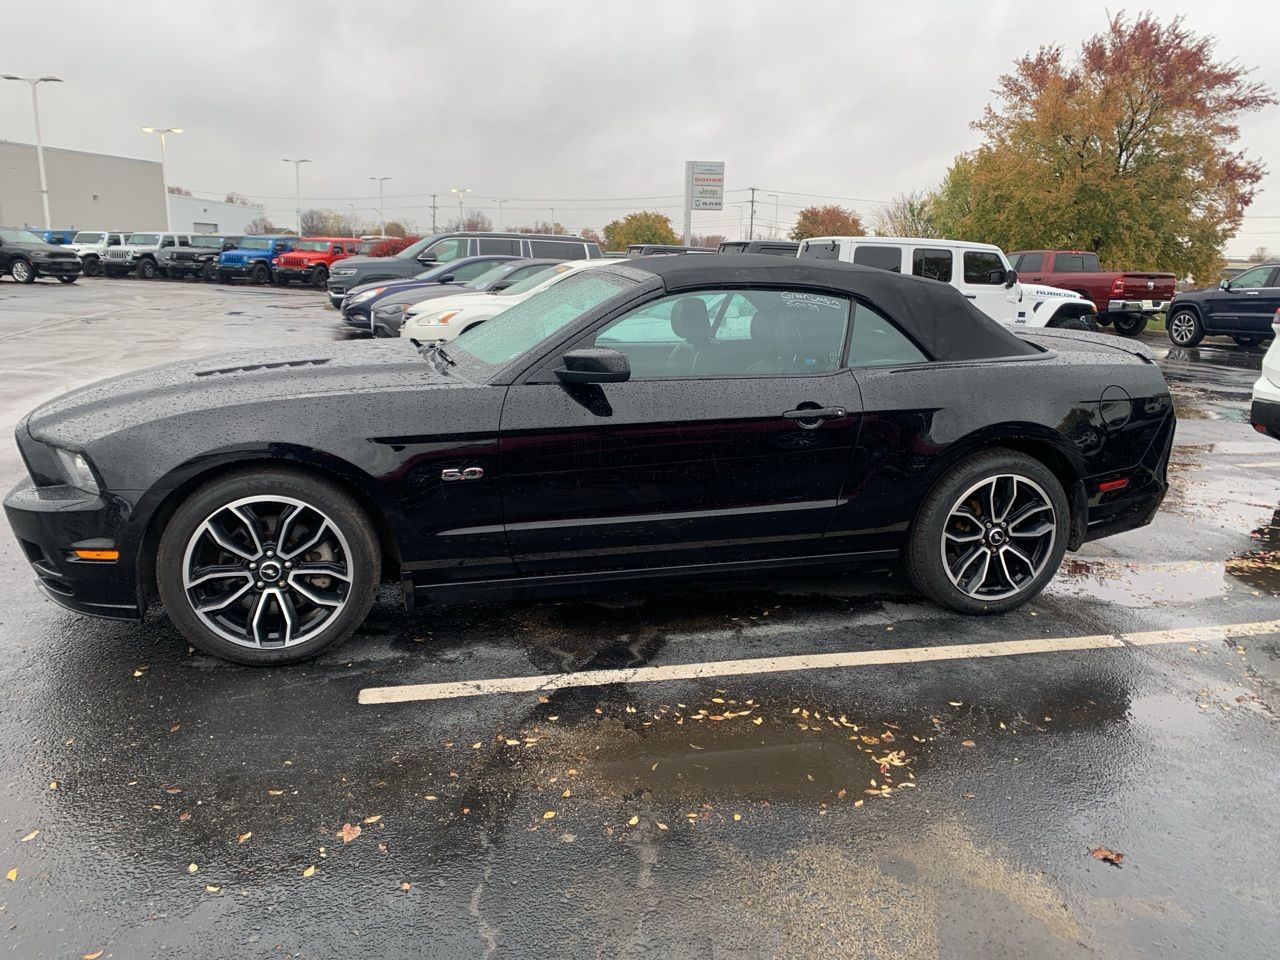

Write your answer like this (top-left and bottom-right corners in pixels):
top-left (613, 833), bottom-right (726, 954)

top-left (73, 549), bottom-right (119, 561)
top-left (1097, 478), bottom-right (1130, 493)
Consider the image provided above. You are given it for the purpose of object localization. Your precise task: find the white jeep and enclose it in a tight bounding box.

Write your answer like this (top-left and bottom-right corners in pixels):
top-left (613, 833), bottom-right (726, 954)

top-left (66, 230), bottom-right (130, 278)
top-left (796, 237), bottom-right (1097, 329)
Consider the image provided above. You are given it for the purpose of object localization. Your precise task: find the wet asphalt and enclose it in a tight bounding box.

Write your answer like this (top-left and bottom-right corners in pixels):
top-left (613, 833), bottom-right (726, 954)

top-left (0, 277), bottom-right (1277, 959)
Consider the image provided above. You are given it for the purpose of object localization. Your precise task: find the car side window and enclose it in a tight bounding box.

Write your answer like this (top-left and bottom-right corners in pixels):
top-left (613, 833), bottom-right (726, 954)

top-left (161, 237), bottom-right (175, 248)
top-left (963, 251), bottom-right (1005, 284)
top-left (591, 289), bottom-right (850, 379)
top-left (852, 245), bottom-right (903, 273)
top-left (478, 238), bottom-right (520, 255)
top-left (912, 248), bottom-right (952, 282)
top-left (453, 260), bottom-right (500, 281)
top-left (428, 238), bottom-right (469, 262)
top-left (178, 236), bottom-right (190, 247)
top-left (1231, 265), bottom-right (1274, 288)
top-left (1016, 252), bottom-right (1043, 272)
top-left (847, 302), bottom-right (928, 367)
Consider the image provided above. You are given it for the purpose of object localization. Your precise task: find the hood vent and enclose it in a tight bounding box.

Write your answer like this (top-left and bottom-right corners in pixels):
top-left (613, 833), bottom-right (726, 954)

top-left (195, 358), bottom-right (332, 378)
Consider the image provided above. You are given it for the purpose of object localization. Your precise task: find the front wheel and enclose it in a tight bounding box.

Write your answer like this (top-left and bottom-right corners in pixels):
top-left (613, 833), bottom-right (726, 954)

top-left (1167, 309), bottom-right (1204, 347)
top-left (904, 449), bottom-right (1069, 615)
top-left (155, 467), bottom-right (382, 665)
top-left (309, 265), bottom-right (329, 288)
top-left (137, 258), bottom-right (158, 279)
top-left (82, 257), bottom-right (103, 277)
top-left (1110, 314), bottom-right (1147, 337)
top-left (10, 259), bottom-right (35, 284)
top-left (58, 276), bottom-right (77, 284)
top-left (250, 263), bottom-right (269, 285)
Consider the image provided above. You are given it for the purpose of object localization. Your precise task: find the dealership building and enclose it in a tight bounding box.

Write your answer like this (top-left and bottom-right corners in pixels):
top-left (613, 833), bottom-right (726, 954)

top-left (0, 140), bottom-right (263, 234)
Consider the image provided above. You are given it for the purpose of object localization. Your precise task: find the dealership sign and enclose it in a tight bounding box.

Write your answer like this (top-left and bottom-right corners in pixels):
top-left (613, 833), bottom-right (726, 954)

top-left (685, 161), bottom-right (725, 211)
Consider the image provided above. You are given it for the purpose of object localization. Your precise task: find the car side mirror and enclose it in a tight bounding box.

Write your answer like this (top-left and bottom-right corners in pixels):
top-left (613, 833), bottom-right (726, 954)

top-left (437, 274), bottom-right (455, 284)
top-left (1219, 279), bottom-right (1231, 290)
top-left (416, 252), bottom-right (437, 263)
top-left (554, 348), bottom-right (631, 384)
top-left (1004, 268), bottom-right (1018, 287)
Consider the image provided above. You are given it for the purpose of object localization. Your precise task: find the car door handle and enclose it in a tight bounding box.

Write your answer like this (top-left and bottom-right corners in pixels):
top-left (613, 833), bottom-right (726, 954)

top-left (964, 294), bottom-right (977, 299)
top-left (783, 406), bottom-right (846, 429)
top-left (1244, 290), bottom-right (1260, 296)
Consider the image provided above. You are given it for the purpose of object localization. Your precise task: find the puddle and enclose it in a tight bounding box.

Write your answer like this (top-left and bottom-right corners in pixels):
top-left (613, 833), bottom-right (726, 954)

top-left (1048, 558), bottom-right (1230, 606)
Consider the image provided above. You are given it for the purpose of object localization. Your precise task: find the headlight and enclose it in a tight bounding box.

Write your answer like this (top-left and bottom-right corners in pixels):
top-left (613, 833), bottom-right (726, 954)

top-left (410, 309), bottom-right (462, 326)
top-left (350, 288), bottom-right (385, 304)
top-left (53, 447), bottom-right (100, 495)
top-left (331, 267), bottom-right (357, 277)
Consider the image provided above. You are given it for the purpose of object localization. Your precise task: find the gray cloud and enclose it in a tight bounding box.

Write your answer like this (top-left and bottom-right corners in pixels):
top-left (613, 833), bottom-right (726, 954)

top-left (2, 0), bottom-right (1276, 253)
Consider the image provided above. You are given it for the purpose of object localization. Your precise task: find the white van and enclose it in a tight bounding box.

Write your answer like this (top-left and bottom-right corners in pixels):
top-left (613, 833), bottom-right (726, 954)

top-left (796, 236), bottom-right (1096, 329)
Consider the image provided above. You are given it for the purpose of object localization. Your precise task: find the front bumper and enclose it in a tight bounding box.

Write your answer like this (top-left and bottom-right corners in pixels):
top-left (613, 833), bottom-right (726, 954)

top-left (327, 276), bottom-right (357, 306)
top-left (33, 259), bottom-right (83, 277)
top-left (4, 476), bottom-right (142, 621)
top-left (1252, 375), bottom-right (1280, 439)
top-left (275, 266), bottom-right (313, 281)
top-left (218, 262), bottom-right (262, 278)
top-left (1105, 299), bottom-right (1167, 315)
top-left (371, 309), bottom-right (408, 337)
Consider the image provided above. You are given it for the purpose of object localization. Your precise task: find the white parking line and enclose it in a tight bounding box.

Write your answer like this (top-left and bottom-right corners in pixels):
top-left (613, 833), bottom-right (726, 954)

top-left (357, 618), bottom-right (1280, 705)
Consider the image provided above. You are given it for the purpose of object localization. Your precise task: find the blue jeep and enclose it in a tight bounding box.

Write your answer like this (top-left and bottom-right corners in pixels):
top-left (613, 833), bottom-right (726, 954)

top-left (216, 236), bottom-right (297, 285)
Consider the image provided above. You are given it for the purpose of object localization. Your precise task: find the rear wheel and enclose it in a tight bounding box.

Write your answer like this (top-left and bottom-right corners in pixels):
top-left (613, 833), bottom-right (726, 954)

top-left (250, 262), bottom-right (269, 285)
top-left (58, 276), bottom-right (77, 284)
top-left (309, 265), bottom-right (328, 288)
top-left (10, 259), bottom-right (35, 283)
top-left (1110, 314), bottom-right (1148, 337)
top-left (156, 467), bottom-right (381, 665)
top-left (1168, 308), bottom-right (1204, 347)
top-left (904, 449), bottom-right (1069, 615)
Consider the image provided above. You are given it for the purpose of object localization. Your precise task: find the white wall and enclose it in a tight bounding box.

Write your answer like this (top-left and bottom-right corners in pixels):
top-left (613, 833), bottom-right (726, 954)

top-left (168, 195), bottom-right (265, 235)
top-left (0, 140), bottom-right (165, 230)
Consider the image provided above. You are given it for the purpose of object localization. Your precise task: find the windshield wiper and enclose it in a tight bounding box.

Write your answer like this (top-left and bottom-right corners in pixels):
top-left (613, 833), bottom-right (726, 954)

top-left (412, 339), bottom-right (456, 369)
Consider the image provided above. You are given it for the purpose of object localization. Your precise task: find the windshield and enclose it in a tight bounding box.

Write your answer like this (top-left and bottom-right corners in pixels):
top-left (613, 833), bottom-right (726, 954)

top-left (297, 240), bottom-right (331, 252)
top-left (239, 238), bottom-right (273, 250)
top-left (450, 270), bottom-right (635, 368)
top-left (502, 263), bottom-right (576, 296)
top-left (192, 236), bottom-right (224, 248)
top-left (415, 261), bottom-right (467, 282)
top-left (127, 233), bottom-right (159, 245)
top-left (72, 232), bottom-right (104, 244)
top-left (466, 263), bottom-right (521, 290)
top-left (0, 229), bottom-right (43, 244)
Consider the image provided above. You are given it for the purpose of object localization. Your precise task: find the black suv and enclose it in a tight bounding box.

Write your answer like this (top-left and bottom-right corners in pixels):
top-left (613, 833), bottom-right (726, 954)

top-left (1166, 262), bottom-right (1280, 348)
top-left (325, 231), bottom-right (602, 308)
top-left (0, 228), bottom-right (83, 284)
top-left (163, 235), bottom-right (242, 281)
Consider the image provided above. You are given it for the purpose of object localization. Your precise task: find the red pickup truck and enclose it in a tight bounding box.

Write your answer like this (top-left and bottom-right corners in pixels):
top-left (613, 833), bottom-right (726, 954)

top-left (1008, 250), bottom-right (1177, 337)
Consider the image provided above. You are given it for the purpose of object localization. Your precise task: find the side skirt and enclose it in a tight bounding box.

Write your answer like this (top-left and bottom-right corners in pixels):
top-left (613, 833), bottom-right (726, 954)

top-left (407, 549), bottom-right (900, 605)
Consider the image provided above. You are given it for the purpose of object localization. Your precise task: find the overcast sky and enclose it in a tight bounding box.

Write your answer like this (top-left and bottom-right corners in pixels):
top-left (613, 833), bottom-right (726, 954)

top-left (3, 1), bottom-right (1276, 255)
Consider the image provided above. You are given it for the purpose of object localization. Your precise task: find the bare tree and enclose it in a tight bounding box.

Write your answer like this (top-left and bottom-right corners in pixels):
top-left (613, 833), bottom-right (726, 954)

top-left (300, 209), bottom-right (344, 236)
top-left (510, 220), bottom-right (567, 235)
top-left (448, 212), bottom-right (493, 233)
top-left (167, 185), bottom-right (193, 196)
top-left (224, 191), bottom-right (255, 206)
top-left (871, 190), bottom-right (939, 237)
top-left (243, 215), bottom-right (278, 235)
top-left (1249, 246), bottom-right (1272, 262)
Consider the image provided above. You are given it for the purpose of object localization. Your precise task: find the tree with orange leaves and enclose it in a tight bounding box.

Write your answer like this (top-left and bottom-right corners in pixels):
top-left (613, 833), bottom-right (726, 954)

top-left (932, 12), bottom-right (1274, 282)
top-left (788, 204), bottom-right (865, 241)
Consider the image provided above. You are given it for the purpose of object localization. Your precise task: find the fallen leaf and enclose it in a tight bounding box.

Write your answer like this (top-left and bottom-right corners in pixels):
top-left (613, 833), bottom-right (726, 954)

top-left (949, 701), bottom-right (963, 707)
top-left (561, 789), bottom-right (571, 798)
top-left (267, 789), bottom-right (284, 796)
top-left (560, 833), bottom-right (576, 843)
top-left (752, 716), bottom-right (763, 725)
top-left (854, 799), bottom-right (864, 807)
top-left (363, 815), bottom-right (382, 824)
top-left (711, 698), bottom-right (725, 704)
top-left (238, 832), bottom-right (252, 844)
top-left (961, 740), bottom-right (976, 748)
top-left (169, 724), bottom-right (180, 733)
top-left (655, 822), bottom-right (668, 831)
top-left (165, 787), bottom-right (183, 795)
top-left (302, 864), bottom-right (316, 877)
top-left (543, 811), bottom-right (556, 820)
top-left (178, 812), bottom-right (191, 822)
top-left (187, 863), bottom-right (198, 874)
top-left (471, 742), bottom-right (482, 749)
top-left (733, 813), bottom-right (742, 821)
top-left (627, 816), bottom-right (639, 826)
top-left (401, 881), bottom-right (412, 891)
top-left (424, 795), bottom-right (438, 801)
top-left (20, 830), bottom-right (39, 843)
top-left (205, 884), bottom-right (221, 893)
top-left (49, 781), bottom-right (59, 790)
top-left (5, 868), bottom-right (16, 882)
top-left (504, 739), bottom-right (520, 746)
top-left (962, 791), bottom-right (976, 799)
top-left (84, 952), bottom-right (104, 960)
top-left (338, 823), bottom-right (361, 844)
top-left (1090, 846), bottom-right (1125, 867)
top-left (837, 789), bottom-right (847, 800)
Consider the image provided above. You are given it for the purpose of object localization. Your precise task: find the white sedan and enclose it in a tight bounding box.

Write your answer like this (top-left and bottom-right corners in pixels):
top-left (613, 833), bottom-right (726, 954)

top-left (399, 260), bottom-right (609, 341)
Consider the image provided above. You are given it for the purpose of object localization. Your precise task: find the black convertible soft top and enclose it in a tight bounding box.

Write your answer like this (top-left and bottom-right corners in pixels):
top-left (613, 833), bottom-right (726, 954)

top-left (617, 253), bottom-right (1037, 362)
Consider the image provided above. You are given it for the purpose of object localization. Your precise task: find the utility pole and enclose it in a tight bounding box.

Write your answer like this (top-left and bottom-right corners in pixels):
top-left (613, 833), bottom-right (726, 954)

top-left (282, 158), bottom-right (311, 235)
top-left (430, 194), bottom-right (438, 232)
top-left (747, 187), bottom-right (757, 241)
top-left (496, 199), bottom-right (505, 231)
top-left (549, 207), bottom-right (555, 230)
top-left (141, 126), bottom-right (183, 232)
top-left (3, 75), bottom-right (62, 229)
top-left (369, 176), bottom-right (391, 234)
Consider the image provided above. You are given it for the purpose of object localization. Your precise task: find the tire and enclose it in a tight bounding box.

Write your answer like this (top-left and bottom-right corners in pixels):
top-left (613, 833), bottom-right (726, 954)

top-left (137, 258), bottom-right (158, 280)
top-left (1110, 314), bottom-right (1147, 337)
top-left (82, 257), bottom-right (103, 277)
top-left (58, 276), bottom-right (77, 284)
top-left (904, 448), bottom-right (1069, 615)
top-left (202, 262), bottom-right (217, 281)
top-left (10, 259), bottom-right (35, 284)
top-left (1233, 337), bottom-right (1262, 348)
top-left (155, 466), bottom-right (381, 666)
top-left (309, 265), bottom-right (328, 288)
top-left (250, 263), bottom-right (269, 285)
top-left (1167, 308), bottom-right (1204, 347)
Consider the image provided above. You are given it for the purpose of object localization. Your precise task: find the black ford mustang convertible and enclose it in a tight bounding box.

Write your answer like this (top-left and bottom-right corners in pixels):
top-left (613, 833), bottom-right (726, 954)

top-left (5, 256), bottom-right (1174, 664)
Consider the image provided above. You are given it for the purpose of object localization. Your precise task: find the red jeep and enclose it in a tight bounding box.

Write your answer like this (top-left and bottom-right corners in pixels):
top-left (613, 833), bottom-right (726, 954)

top-left (274, 237), bottom-right (360, 287)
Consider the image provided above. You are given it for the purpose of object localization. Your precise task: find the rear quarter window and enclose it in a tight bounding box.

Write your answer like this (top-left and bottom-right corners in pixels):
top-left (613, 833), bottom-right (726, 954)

top-left (852, 245), bottom-right (903, 273)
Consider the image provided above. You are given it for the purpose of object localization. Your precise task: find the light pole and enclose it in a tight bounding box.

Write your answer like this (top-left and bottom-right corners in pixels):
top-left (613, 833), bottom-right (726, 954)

top-left (496, 199), bottom-right (506, 231)
top-left (3, 75), bottom-right (63, 229)
top-left (767, 193), bottom-right (779, 239)
top-left (733, 204), bottom-right (744, 241)
top-left (369, 177), bottom-right (391, 234)
top-left (282, 158), bottom-right (311, 235)
top-left (450, 187), bottom-right (470, 228)
top-left (141, 127), bottom-right (183, 231)
top-left (549, 207), bottom-right (555, 230)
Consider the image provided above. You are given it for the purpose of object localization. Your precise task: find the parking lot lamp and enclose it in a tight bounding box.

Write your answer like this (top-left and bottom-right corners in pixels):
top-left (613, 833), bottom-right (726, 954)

top-left (450, 187), bottom-right (471, 229)
top-left (140, 127), bottom-right (182, 231)
top-left (369, 177), bottom-right (391, 235)
top-left (3, 75), bottom-right (63, 229)
top-left (733, 204), bottom-right (744, 240)
top-left (767, 194), bottom-right (779, 239)
top-left (282, 158), bottom-right (311, 236)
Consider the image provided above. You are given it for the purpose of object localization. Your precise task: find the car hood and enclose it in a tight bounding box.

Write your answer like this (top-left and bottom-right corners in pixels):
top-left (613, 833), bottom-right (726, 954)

top-left (1018, 282), bottom-right (1091, 304)
top-left (219, 250), bottom-right (264, 264)
top-left (408, 289), bottom-right (524, 316)
top-left (9, 240), bottom-right (75, 257)
top-left (332, 255), bottom-right (415, 273)
top-left (26, 339), bottom-right (462, 447)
